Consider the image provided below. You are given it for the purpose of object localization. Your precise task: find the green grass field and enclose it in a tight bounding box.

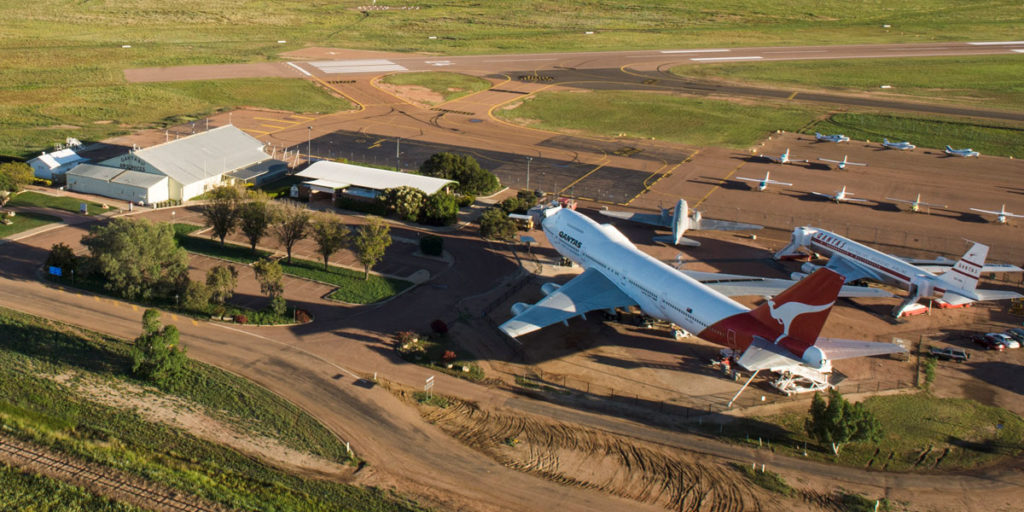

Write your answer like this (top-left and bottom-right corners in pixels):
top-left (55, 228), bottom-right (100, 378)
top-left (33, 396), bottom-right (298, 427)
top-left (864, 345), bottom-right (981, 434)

top-left (672, 55), bottom-right (1024, 112)
top-left (0, 306), bottom-right (426, 511)
top-left (2, 1), bottom-right (1022, 160)
top-left (809, 113), bottom-right (1024, 157)
top-left (0, 211), bottom-right (61, 238)
top-left (7, 191), bottom-right (109, 215)
top-left (379, 72), bottom-right (492, 105)
top-left (0, 464), bottom-right (144, 512)
top-left (495, 90), bottom-right (823, 147)
top-left (725, 393), bottom-right (1024, 472)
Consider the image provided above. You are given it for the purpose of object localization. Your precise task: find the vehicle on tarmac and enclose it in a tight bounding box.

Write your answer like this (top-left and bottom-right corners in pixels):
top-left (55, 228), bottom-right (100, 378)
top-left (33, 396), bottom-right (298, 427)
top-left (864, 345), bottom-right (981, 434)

top-left (929, 346), bottom-right (969, 362)
top-left (987, 333), bottom-right (1019, 349)
top-left (971, 334), bottom-right (1004, 351)
top-left (1004, 328), bottom-right (1024, 343)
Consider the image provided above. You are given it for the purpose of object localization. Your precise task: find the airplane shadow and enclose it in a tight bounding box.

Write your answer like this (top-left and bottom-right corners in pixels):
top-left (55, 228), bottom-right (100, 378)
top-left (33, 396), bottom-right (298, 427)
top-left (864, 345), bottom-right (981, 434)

top-left (691, 176), bottom-right (747, 190)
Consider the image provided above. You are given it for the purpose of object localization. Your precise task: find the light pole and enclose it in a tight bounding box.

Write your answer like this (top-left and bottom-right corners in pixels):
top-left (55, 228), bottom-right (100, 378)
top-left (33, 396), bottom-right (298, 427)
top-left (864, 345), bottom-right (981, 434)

top-left (396, 137), bottom-right (401, 170)
top-left (307, 126), bottom-right (312, 162)
top-left (526, 156), bottom-right (533, 190)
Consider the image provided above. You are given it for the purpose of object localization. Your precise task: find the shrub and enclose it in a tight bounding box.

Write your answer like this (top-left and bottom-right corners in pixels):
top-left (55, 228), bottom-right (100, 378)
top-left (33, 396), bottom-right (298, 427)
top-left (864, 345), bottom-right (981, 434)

top-left (442, 350), bottom-right (457, 362)
top-left (420, 235), bottom-right (444, 256)
top-left (431, 319), bottom-right (448, 334)
top-left (233, 314), bottom-right (248, 324)
top-left (335, 195), bottom-right (388, 216)
top-left (456, 194), bottom-right (475, 208)
top-left (294, 309), bottom-right (312, 323)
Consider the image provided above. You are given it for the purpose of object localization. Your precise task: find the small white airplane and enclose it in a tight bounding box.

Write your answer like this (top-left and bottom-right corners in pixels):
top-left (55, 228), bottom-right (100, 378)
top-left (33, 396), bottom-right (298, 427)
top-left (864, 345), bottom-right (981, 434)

top-left (735, 171), bottom-right (793, 191)
top-left (886, 193), bottom-right (946, 213)
top-left (501, 208), bottom-right (905, 392)
top-left (970, 204), bottom-right (1024, 224)
top-left (945, 145), bottom-right (980, 158)
top-left (882, 138), bottom-right (915, 150)
top-left (600, 199), bottom-right (762, 247)
top-left (817, 155), bottom-right (867, 170)
top-left (759, 148), bottom-right (808, 165)
top-left (815, 133), bottom-right (850, 143)
top-left (811, 185), bottom-right (869, 204)
top-left (776, 226), bottom-right (1023, 317)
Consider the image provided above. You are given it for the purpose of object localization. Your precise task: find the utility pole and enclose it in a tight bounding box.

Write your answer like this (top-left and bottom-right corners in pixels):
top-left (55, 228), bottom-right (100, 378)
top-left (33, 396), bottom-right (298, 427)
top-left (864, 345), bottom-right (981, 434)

top-left (526, 156), bottom-right (533, 190)
top-left (307, 126), bottom-right (312, 162)
top-left (396, 137), bottom-right (401, 170)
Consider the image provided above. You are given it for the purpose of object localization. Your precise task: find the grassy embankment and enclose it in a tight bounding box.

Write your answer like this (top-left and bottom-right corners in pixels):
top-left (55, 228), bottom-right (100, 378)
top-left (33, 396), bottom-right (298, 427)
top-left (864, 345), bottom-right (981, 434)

top-left (0, 464), bottom-right (145, 512)
top-left (174, 224), bottom-right (411, 304)
top-left (0, 306), bottom-right (426, 511)
top-left (4, 1), bottom-right (1023, 159)
top-left (710, 393), bottom-right (1024, 472)
top-left (7, 191), bottom-right (109, 215)
top-left (0, 211), bottom-right (61, 238)
top-left (379, 72), bottom-right (493, 105)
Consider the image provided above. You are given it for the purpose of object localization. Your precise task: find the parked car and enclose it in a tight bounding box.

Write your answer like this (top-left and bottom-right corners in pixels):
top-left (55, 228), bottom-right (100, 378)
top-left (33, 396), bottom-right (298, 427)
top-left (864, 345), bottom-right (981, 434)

top-left (972, 334), bottom-right (1005, 351)
top-left (929, 346), bottom-right (970, 362)
top-left (986, 333), bottom-right (1019, 350)
top-left (1005, 327), bottom-right (1024, 343)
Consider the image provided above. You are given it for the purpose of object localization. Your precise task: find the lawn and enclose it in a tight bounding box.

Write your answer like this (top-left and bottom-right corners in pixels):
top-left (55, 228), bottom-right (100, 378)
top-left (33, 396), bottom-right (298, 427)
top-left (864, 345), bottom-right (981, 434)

top-left (808, 113), bottom-right (1024, 158)
top-left (0, 211), bottom-right (61, 238)
top-left (717, 392), bottom-right (1024, 472)
top-left (0, 306), bottom-right (426, 511)
top-left (494, 90), bottom-right (823, 147)
top-left (672, 55), bottom-right (1024, 112)
top-left (173, 223), bottom-right (412, 304)
top-left (3, 1), bottom-right (1022, 159)
top-left (7, 191), bottom-right (109, 215)
top-left (379, 72), bottom-right (493, 105)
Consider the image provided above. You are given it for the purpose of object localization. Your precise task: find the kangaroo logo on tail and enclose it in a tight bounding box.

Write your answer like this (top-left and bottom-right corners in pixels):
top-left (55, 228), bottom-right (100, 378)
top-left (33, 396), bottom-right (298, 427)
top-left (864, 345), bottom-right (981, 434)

top-left (766, 299), bottom-right (835, 344)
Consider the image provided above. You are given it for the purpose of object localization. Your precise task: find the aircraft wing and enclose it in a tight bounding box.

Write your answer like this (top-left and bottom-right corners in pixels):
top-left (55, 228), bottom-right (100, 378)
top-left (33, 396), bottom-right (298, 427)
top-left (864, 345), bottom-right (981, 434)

top-left (654, 235), bottom-right (701, 247)
top-left (814, 338), bottom-right (907, 360)
top-left (690, 218), bottom-right (763, 232)
top-left (810, 192), bottom-right (833, 199)
top-left (915, 263), bottom-right (1023, 274)
top-left (939, 289), bottom-right (1023, 307)
top-left (681, 270), bottom-right (893, 298)
top-left (598, 209), bottom-right (671, 228)
top-left (824, 253), bottom-right (884, 283)
top-left (498, 268), bottom-right (637, 338)
top-left (842, 198), bottom-right (870, 203)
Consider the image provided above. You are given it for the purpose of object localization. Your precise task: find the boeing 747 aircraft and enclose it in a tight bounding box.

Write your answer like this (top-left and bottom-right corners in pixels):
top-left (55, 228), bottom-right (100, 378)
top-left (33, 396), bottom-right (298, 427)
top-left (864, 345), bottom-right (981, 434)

top-left (500, 208), bottom-right (904, 382)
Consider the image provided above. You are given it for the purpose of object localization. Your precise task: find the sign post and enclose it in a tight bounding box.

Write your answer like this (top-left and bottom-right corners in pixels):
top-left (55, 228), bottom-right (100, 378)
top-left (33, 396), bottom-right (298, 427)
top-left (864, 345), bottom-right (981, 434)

top-left (424, 375), bottom-right (435, 398)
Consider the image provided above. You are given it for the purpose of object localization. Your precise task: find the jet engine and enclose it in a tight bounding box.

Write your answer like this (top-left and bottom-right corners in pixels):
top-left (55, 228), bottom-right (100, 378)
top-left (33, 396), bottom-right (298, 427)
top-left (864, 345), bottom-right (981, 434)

top-left (790, 271), bottom-right (808, 281)
top-left (511, 302), bottom-right (530, 316)
top-left (801, 262), bottom-right (823, 275)
top-left (541, 282), bottom-right (562, 296)
top-left (909, 276), bottom-right (937, 299)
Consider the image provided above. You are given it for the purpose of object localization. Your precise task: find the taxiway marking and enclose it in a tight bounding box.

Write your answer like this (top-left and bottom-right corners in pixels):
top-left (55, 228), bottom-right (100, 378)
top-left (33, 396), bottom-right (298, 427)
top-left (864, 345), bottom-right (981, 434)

top-left (691, 56), bottom-right (763, 62)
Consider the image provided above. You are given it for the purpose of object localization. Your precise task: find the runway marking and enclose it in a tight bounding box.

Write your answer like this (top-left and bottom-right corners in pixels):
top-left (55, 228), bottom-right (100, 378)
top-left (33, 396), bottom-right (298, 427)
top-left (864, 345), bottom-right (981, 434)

top-left (211, 323), bottom-right (361, 379)
top-left (260, 124), bottom-right (291, 130)
top-left (693, 161), bottom-right (745, 208)
top-left (309, 59), bottom-right (407, 74)
top-left (1013, 49), bottom-right (1024, 53)
top-left (255, 117), bottom-right (298, 123)
top-left (763, 50), bottom-right (828, 54)
top-left (691, 56), bottom-right (762, 62)
top-left (481, 58), bottom-right (558, 62)
top-left (660, 49), bottom-right (729, 54)
top-left (558, 159), bottom-right (609, 195)
top-left (368, 138), bottom-right (386, 149)
top-left (968, 41), bottom-right (1024, 45)
top-left (291, 115), bottom-right (315, 120)
top-left (787, 91), bottom-right (799, 100)
top-left (286, 62), bottom-right (312, 76)
top-left (171, 314), bottom-right (178, 321)
top-left (625, 153), bottom-right (695, 206)
top-left (243, 129), bottom-right (271, 135)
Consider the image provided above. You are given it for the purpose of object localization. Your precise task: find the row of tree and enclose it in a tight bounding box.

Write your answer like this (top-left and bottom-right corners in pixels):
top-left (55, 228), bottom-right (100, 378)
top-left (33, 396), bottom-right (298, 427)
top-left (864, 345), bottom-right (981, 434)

top-left (478, 190), bottom-right (539, 241)
top-left (0, 161), bottom-right (34, 211)
top-left (200, 186), bottom-right (392, 278)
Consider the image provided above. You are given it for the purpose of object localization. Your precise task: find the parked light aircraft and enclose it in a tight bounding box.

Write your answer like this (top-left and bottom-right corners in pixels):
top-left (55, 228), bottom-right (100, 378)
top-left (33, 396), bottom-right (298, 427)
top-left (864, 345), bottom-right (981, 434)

top-left (500, 208), bottom-right (904, 387)
top-left (599, 199), bottom-right (762, 247)
top-left (945, 145), bottom-right (980, 158)
top-left (817, 155), bottom-right (867, 170)
top-left (810, 186), bottom-right (869, 204)
top-left (759, 148), bottom-right (808, 165)
top-left (882, 138), bottom-right (915, 150)
top-left (735, 171), bottom-right (793, 191)
top-left (886, 194), bottom-right (946, 213)
top-left (775, 226), bottom-right (1022, 317)
top-left (815, 133), bottom-right (850, 143)
top-left (970, 204), bottom-right (1024, 224)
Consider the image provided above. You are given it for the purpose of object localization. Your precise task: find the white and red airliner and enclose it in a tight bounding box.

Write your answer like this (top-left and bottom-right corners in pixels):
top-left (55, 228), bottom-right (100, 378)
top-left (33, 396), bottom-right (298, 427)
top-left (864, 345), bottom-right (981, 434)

top-left (500, 208), bottom-right (904, 375)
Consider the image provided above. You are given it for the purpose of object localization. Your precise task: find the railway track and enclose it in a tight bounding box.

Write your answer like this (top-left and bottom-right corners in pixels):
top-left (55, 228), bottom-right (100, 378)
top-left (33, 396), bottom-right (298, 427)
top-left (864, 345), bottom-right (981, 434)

top-left (0, 435), bottom-right (227, 512)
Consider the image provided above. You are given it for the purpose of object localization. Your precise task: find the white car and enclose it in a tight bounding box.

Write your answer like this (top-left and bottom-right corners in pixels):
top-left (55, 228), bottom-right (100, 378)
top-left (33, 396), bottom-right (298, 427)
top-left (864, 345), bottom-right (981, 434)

top-left (987, 333), bottom-right (1019, 349)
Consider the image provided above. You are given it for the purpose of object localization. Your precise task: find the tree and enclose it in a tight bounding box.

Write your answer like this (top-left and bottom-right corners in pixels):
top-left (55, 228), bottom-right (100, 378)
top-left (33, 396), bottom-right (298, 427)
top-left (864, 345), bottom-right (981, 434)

top-left (805, 389), bottom-right (883, 457)
top-left (272, 201), bottom-right (310, 264)
top-left (45, 242), bottom-right (78, 276)
top-left (420, 152), bottom-right (499, 195)
top-left (205, 264), bottom-right (238, 305)
top-left (238, 190), bottom-right (276, 252)
top-left (200, 185), bottom-right (243, 246)
top-left (181, 279), bottom-right (211, 313)
top-left (310, 213), bottom-right (350, 271)
top-left (0, 161), bottom-right (34, 193)
top-left (422, 192), bottom-right (458, 226)
top-left (352, 216), bottom-right (392, 280)
top-left (81, 218), bottom-right (188, 301)
top-left (252, 258), bottom-right (284, 299)
top-left (130, 309), bottom-right (188, 389)
top-left (381, 186), bottom-right (426, 222)
top-left (500, 190), bottom-right (538, 214)
top-left (479, 207), bottom-right (517, 241)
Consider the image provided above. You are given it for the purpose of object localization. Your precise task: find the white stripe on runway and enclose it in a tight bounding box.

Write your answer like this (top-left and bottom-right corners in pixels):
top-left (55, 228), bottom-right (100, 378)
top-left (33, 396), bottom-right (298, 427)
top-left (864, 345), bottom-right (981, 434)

top-left (309, 59), bottom-right (408, 74)
top-left (691, 56), bottom-right (763, 62)
top-left (1012, 49), bottom-right (1024, 53)
top-left (967, 41), bottom-right (1024, 46)
top-left (287, 62), bottom-right (312, 76)
top-left (661, 49), bottom-right (730, 54)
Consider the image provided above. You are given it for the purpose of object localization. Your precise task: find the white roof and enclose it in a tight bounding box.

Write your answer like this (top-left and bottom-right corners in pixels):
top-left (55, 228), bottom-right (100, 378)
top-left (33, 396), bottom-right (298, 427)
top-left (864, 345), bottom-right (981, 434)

top-left (68, 163), bottom-right (167, 189)
top-left (133, 125), bottom-right (268, 186)
top-left (30, 148), bottom-right (86, 170)
top-left (297, 161), bottom-right (456, 196)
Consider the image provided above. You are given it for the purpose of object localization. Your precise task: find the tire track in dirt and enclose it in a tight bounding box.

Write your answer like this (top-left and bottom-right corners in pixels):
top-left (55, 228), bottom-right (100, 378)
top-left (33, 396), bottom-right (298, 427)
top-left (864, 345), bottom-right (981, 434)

top-left (419, 399), bottom-right (790, 512)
